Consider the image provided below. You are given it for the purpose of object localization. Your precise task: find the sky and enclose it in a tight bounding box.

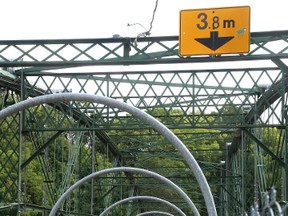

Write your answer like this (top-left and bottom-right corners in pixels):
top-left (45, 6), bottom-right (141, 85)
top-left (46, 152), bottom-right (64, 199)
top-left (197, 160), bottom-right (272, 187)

top-left (1, 0), bottom-right (288, 40)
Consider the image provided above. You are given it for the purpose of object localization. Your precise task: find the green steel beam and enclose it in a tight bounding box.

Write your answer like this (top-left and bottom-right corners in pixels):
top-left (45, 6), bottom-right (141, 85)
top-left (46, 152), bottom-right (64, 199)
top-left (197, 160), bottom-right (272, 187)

top-left (243, 128), bottom-right (284, 167)
top-left (21, 130), bottom-right (63, 169)
top-left (15, 66), bottom-right (282, 130)
top-left (245, 61), bottom-right (288, 124)
top-left (0, 72), bottom-right (122, 158)
top-left (0, 30), bottom-right (286, 69)
top-left (0, 29), bottom-right (288, 215)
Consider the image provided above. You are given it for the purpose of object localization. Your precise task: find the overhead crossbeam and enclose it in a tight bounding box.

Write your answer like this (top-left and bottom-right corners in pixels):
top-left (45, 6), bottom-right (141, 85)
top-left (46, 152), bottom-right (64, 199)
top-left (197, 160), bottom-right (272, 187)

top-left (0, 30), bottom-right (287, 69)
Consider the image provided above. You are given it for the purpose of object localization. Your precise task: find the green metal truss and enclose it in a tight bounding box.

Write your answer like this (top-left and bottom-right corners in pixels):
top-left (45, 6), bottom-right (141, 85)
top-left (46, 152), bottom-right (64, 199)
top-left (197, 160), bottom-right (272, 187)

top-left (0, 30), bottom-right (286, 68)
top-left (0, 30), bottom-right (288, 215)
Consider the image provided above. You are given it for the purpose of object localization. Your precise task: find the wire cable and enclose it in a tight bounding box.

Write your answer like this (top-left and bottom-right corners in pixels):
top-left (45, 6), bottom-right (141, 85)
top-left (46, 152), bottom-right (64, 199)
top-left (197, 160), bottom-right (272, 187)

top-left (129, 0), bottom-right (159, 46)
top-left (147, 0), bottom-right (159, 35)
top-left (128, 0), bottom-right (159, 38)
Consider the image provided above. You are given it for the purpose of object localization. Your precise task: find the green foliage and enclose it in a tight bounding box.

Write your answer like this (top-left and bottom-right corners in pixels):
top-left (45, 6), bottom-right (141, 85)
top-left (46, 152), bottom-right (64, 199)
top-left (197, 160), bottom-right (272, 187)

top-left (21, 144), bottom-right (43, 205)
top-left (0, 115), bottom-right (19, 204)
top-left (3, 102), bottom-right (284, 215)
top-left (106, 107), bottom-right (226, 214)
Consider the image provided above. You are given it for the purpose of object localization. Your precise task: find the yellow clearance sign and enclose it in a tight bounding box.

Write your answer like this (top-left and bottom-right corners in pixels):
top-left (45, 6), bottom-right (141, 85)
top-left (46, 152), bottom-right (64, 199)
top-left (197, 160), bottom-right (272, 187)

top-left (179, 6), bottom-right (250, 56)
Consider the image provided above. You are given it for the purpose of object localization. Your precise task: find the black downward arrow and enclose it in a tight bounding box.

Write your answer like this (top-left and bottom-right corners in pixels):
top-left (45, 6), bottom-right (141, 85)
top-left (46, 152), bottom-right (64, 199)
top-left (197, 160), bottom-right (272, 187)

top-left (195, 31), bottom-right (234, 51)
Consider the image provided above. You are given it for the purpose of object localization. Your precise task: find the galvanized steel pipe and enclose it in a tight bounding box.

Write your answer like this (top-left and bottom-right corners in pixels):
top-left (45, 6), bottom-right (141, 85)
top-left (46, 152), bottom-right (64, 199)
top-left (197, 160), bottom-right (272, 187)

top-left (137, 211), bottom-right (175, 216)
top-left (99, 196), bottom-right (185, 216)
top-left (0, 93), bottom-right (217, 215)
top-left (48, 167), bottom-right (197, 215)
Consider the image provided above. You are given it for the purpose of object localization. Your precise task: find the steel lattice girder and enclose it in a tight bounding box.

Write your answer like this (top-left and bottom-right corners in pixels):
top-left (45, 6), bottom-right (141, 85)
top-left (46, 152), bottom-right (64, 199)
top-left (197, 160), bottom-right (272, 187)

top-left (0, 30), bottom-right (288, 215)
top-left (0, 31), bottom-right (287, 131)
top-left (0, 30), bottom-right (286, 69)
top-left (15, 66), bottom-right (284, 131)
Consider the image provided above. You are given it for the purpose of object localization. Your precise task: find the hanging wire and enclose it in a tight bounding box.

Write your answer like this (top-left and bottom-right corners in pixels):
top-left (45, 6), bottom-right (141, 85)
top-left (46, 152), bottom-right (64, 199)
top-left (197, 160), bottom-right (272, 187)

top-left (128, 0), bottom-right (160, 45)
top-left (147, 0), bottom-right (159, 35)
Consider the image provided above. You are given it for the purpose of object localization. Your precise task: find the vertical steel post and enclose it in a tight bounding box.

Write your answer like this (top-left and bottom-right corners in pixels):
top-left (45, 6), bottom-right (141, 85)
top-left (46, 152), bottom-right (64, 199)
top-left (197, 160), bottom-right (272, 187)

top-left (91, 129), bottom-right (96, 214)
top-left (225, 142), bottom-right (231, 216)
top-left (241, 129), bottom-right (246, 214)
top-left (17, 68), bottom-right (25, 216)
top-left (284, 105), bottom-right (288, 205)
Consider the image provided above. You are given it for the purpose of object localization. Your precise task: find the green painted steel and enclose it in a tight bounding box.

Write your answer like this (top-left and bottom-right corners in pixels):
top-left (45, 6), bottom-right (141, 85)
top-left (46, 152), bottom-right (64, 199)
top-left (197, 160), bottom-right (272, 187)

top-left (0, 31), bottom-right (286, 68)
top-left (0, 30), bottom-right (288, 215)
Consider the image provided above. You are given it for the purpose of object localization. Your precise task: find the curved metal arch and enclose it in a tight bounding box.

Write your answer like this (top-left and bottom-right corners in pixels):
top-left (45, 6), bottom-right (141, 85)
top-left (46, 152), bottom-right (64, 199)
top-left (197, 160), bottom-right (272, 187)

top-left (245, 58), bottom-right (288, 123)
top-left (0, 93), bottom-right (216, 216)
top-left (47, 167), bottom-right (196, 216)
top-left (99, 196), bottom-right (185, 216)
top-left (136, 211), bottom-right (174, 216)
